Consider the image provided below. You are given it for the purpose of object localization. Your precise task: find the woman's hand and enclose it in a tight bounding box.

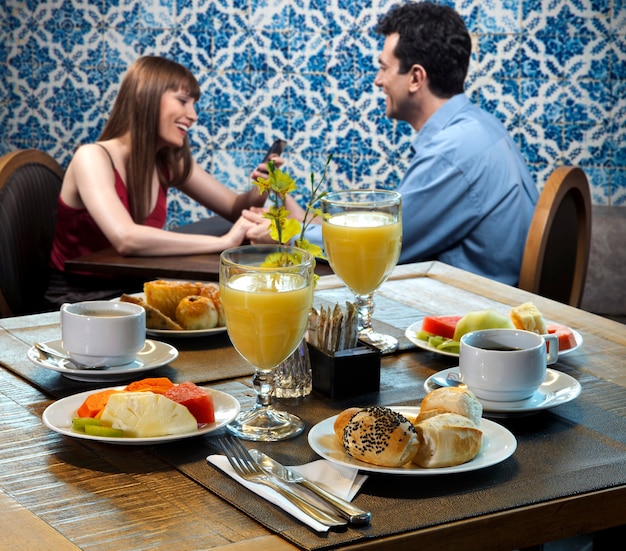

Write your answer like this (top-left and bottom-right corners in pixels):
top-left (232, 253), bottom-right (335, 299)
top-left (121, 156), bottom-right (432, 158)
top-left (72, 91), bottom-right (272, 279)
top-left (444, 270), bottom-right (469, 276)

top-left (240, 208), bottom-right (278, 244)
top-left (223, 216), bottom-right (257, 247)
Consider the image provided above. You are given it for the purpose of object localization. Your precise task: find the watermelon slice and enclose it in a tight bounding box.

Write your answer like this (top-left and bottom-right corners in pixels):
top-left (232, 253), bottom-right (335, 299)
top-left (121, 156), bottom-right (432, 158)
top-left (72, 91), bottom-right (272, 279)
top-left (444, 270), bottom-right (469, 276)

top-left (421, 315), bottom-right (462, 340)
top-left (165, 381), bottom-right (215, 424)
top-left (546, 323), bottom-right (577, 351)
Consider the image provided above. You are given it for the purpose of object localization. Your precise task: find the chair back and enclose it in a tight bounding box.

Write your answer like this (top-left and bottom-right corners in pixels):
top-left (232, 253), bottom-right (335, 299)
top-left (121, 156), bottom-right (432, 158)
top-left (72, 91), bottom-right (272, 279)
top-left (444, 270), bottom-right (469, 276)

top-left (519, 166), bottom-right (591, 307)
top-left (0, 149), bottom-right (64, 317)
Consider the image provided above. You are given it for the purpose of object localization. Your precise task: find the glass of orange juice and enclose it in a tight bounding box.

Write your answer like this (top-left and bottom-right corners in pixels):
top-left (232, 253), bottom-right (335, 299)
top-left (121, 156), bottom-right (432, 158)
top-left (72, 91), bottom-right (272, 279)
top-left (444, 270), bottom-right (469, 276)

top-left (321, 190), bottom-right (402, 354)
top-left (219, 245), bottom-right (315, 441)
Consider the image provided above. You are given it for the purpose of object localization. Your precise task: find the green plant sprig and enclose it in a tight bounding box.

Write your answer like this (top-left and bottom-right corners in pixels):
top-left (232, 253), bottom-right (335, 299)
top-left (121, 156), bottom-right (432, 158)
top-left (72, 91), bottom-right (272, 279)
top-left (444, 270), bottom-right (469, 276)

top-left (253, 154), bottom-right (332, 266)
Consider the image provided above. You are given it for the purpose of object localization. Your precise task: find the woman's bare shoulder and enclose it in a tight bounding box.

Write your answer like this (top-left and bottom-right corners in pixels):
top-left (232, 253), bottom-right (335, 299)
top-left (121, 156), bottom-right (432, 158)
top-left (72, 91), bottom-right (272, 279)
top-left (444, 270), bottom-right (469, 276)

top-left (66, 144), bottom-right (118, 183)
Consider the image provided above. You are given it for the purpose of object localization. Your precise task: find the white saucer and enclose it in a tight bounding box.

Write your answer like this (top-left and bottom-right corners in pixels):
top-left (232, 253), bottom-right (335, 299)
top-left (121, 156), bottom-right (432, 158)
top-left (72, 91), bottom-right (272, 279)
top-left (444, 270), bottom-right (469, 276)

top-left (424, 367), bottom-right (582, 416)
top-left (27, 339), bottom-right (178, 382)
top-left (405, 318), bottom-right (583, 358)
top-left (42, 385), bottom-right (240, 445)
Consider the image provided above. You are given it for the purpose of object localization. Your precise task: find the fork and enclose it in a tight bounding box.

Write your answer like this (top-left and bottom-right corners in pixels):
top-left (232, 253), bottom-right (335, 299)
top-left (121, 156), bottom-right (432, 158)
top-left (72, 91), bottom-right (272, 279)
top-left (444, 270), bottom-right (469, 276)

top-left (218, 435), bottom-right (346, 528)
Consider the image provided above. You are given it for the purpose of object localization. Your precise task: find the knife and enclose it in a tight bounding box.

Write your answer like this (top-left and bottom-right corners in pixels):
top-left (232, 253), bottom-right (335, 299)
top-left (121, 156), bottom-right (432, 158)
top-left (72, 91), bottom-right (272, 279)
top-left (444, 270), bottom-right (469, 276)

top-left (249, 449), bottom-right (371, 525)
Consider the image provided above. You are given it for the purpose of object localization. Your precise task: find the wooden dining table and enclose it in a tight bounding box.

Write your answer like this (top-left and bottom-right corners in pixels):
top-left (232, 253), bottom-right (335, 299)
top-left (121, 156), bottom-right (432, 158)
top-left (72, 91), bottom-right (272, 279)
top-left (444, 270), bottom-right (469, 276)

top-left (1, 261), bottom-right (625, 551)
top-left (63, 217), bottom-right (333, 281)
top-left (64, 246), bottom-right (334, 282)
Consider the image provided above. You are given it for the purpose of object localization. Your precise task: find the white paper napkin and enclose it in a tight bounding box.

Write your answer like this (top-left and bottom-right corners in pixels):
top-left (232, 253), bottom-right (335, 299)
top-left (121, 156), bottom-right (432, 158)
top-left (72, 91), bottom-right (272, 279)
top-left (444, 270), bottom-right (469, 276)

top-left (207, 454), bottom-right (367, 532)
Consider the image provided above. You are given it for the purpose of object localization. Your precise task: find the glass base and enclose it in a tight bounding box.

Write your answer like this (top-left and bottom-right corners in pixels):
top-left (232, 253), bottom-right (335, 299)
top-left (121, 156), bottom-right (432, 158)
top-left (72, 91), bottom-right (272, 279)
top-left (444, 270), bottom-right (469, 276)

top-left (359, 328), bottom-right (399, 355)
top-left (226, 405), bottom-right (305, 441)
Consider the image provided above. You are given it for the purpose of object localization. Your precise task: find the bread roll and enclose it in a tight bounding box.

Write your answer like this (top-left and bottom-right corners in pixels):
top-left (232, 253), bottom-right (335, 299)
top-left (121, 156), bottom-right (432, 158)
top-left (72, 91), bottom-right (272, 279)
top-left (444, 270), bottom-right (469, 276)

top-left (418, 386), bottom-right (482, 426)
top-left (333, 407), bottom-right (362, 441)
top-left (200, 283), bottom-right (225, 327)
top-left (144, 280), bottom-right (204, 319)
top-left (412, 413), bottom-right (482, 468)
top-left (175, 295), bottom-right (218, 330)
top-left (338, 407), bottom-right (419, 467)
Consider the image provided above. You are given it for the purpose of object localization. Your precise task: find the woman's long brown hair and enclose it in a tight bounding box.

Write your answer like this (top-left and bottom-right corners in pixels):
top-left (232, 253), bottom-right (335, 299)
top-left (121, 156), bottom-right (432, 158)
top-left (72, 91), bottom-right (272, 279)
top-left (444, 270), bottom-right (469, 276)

top-left (99, 56), bottom-right (201, 223)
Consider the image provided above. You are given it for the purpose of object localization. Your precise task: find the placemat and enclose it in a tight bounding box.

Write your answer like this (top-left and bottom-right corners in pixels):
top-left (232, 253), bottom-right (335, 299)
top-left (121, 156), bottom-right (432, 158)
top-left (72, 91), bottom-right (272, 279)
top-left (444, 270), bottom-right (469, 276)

top-left (0, 315), bottom-right (255, 399)
top-left (153, 372), bottom-right (626, 550)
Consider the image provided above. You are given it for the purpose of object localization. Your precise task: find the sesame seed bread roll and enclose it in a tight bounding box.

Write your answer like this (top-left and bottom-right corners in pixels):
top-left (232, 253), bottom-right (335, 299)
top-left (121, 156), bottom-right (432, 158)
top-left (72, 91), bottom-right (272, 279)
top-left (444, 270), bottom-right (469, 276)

top-left (333, 407), bottom-right (362, 441)
top-left (418, 386), bottom-right (483, 426)
top-left (412, 412), bottom-right (482, 468)
top-left (339, 406), bottom-right (419, 467)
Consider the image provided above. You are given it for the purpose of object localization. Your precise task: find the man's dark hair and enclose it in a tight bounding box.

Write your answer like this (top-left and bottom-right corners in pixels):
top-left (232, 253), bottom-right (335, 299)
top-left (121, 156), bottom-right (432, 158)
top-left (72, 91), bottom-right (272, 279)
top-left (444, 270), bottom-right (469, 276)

top-left (375, 1), bottom-right (471, 98)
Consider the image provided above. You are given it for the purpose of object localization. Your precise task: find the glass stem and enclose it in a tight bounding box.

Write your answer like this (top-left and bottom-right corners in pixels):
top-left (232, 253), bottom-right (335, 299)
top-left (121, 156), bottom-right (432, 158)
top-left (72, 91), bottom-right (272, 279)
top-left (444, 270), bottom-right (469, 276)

top-left (252, 369), bottom-right (275, 407)
top-left (355, 293), bottom-right (375, 333)
top-left (355, 292), bottom-right (399, 354)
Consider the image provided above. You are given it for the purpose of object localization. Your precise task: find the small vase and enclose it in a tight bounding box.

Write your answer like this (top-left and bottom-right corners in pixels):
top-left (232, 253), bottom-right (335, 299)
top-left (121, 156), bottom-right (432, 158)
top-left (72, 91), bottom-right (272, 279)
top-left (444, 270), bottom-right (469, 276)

top-left (273, 339), bottom-right (312, 398)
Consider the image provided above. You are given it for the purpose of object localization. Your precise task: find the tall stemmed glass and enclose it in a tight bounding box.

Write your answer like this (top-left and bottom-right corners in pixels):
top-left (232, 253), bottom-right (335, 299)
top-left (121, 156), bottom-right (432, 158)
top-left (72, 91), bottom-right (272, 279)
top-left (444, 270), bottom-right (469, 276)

top-left (321, 190), bottom-right (402, 354)
top-left (219, 245), bottom-right (315, 441)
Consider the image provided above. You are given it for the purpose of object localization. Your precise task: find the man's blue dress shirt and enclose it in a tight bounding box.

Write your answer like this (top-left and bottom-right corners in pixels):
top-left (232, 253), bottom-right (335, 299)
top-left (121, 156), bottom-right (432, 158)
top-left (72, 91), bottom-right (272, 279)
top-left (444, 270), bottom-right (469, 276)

top-left (306, 94), bottom-right (538, 286)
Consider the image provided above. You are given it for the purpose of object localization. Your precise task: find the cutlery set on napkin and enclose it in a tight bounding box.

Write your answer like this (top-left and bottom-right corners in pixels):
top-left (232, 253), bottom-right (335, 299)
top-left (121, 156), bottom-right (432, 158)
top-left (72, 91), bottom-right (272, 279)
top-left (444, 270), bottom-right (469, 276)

top-left (208, 436), bottom-right (370, 531)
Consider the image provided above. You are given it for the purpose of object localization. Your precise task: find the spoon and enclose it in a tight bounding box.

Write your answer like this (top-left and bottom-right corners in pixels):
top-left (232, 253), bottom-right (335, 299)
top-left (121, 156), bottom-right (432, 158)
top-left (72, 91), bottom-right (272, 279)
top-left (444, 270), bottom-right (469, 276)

top-left (34, 341), bottom-right (106, 370)
top-left (430, 372), bottom-right (466, 388)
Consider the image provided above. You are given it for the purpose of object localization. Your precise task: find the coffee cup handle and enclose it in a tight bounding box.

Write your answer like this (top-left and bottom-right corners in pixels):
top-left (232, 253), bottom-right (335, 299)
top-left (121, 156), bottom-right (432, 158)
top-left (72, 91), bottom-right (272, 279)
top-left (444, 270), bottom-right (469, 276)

top-left (543, 333), bottom-right (559, 365)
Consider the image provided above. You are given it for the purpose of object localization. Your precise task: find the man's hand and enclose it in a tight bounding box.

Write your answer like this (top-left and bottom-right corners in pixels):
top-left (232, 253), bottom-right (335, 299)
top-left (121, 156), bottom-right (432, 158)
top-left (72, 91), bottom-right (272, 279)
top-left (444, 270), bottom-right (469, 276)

top-left (250, 155), bottom-right (285, 183)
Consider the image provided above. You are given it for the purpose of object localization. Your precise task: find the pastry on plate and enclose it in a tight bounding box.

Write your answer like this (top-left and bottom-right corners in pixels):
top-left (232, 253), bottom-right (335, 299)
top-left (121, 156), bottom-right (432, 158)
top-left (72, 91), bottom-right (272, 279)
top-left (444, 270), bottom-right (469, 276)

top-left (175, 295), bottom-right (219, 330)
top-left (120, 293), bottom-right (183, 330)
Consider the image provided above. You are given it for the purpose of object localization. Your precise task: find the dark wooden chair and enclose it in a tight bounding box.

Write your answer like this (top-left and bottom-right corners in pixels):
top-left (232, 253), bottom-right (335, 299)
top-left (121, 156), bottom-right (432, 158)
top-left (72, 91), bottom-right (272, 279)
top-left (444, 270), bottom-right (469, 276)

top-left (0, 149), bottom-right (64, 317)
top-left (518, 166), bottom-right (592, 308)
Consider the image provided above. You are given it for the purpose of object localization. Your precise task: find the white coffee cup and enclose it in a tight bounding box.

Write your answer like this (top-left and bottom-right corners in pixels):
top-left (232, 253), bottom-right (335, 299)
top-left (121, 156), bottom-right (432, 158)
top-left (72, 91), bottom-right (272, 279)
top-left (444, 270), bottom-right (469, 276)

top-left (60, 300), bottom-right (146, 367)
top-left (459, 328), bottom-right (558, 402)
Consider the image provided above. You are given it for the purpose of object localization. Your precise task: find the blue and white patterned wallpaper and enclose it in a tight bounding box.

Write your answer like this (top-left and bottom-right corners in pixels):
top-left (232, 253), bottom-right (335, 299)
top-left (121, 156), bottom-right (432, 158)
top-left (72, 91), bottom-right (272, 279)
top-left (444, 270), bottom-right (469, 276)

top-left (1, 0), bottom-right (625, 228)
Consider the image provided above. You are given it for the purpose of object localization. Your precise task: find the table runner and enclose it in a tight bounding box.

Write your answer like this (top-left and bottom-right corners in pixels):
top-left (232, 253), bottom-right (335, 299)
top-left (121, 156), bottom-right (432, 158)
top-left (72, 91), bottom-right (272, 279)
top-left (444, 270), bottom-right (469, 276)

top-left (0, 286), bottom-right (420, 399)
top-left (153, 368), bottom-right (626, 550)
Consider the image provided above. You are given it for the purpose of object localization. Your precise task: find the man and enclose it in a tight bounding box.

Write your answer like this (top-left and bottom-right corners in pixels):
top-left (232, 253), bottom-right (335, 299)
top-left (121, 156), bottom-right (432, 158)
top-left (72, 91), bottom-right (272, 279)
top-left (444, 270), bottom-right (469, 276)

top-left (245, 1), bottom-right (537, 286)
top-left (370, 1), bottom-right (538, 285)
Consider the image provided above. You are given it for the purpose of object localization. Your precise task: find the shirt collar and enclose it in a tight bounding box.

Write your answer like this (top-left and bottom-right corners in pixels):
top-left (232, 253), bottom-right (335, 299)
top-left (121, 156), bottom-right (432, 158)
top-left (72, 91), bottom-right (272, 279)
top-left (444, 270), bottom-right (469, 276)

top-left (411, 93), bottom-right (470, 150)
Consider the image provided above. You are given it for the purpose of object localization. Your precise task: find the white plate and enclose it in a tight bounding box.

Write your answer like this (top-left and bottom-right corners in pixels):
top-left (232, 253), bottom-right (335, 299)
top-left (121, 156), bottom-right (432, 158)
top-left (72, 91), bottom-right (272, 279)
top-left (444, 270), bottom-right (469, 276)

top-left (404, 319), bottom-right (460, 357)
top-left (146, 326), bottom-right (226, 338)
top-left (424, 367), bottom-right (582, 415)
top-left (27, 339), bottom-right (178, 382)
top-left (42, 386), bottom-right (240, 445)
top-left (405, 318), bottom-right (583, 358)
top-left (114, 293), bottom-right (227, 338)
top-left (307, 406), bottom-right (516, 475)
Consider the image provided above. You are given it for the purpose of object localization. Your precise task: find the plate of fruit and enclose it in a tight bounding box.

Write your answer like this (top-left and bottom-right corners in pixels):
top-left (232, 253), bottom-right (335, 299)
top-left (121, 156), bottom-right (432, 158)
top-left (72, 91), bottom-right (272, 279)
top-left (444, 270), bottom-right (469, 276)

top-left (42, 377), bottom-right (240, 444)
top-left (405, 302), bottom-right (582, 358)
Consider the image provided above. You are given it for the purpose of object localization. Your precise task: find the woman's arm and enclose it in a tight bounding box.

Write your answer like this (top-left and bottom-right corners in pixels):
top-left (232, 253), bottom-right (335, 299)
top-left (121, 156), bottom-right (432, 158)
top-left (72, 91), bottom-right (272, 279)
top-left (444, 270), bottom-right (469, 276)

top-left (64, 145), bottom-right (254, 256)
top-left (177, 157), bottom-right (286, 221)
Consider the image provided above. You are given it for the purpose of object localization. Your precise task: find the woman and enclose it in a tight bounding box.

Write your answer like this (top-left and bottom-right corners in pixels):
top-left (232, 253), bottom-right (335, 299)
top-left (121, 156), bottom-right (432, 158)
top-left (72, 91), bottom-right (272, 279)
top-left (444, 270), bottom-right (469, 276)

top-left (46, 55), bottom-right (275, 307)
